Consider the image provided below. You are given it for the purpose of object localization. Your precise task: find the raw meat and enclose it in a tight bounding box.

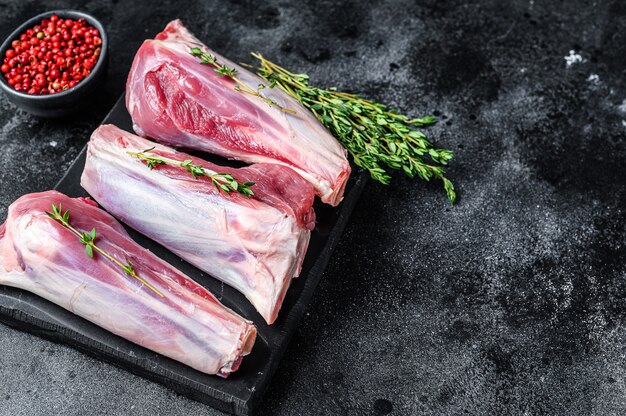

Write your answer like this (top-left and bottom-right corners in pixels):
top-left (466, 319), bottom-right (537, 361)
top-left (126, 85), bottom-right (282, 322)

top-left (126, 19), bottom-right (351, 206)
top-left (81, 124), bottom-right (315, 324)
top-left (0, 190), bottom-right (256, 377)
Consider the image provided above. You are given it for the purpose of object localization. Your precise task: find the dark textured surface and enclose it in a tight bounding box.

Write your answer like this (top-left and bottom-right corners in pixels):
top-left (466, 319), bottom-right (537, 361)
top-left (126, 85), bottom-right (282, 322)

top-left (1, 0), bottom-right (626, 415)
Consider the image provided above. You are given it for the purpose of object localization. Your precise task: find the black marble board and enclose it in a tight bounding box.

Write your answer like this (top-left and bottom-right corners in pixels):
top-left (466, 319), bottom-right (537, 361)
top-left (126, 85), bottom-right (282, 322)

top-left (0, 94), bottom-right (367, 415)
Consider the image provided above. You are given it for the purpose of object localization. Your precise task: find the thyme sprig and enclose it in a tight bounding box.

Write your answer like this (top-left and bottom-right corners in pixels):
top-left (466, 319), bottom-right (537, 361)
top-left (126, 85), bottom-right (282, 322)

top-left (251, 53), bottom-right (456, 203)
top-left (46, 203), bottom-right (165, 298)
top-left (189, 47), bottom-right (295, 114)
top-left (127, 147), bottom-right (255, 197)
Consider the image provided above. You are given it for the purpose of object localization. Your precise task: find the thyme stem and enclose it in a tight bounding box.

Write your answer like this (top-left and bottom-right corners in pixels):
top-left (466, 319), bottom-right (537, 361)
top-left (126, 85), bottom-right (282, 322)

top-left (189, 47), bottom-right (295, 114)
top-left (127, 148), bottom-right (255, 197)
top-left (46, 203), bottom-right (165, 298)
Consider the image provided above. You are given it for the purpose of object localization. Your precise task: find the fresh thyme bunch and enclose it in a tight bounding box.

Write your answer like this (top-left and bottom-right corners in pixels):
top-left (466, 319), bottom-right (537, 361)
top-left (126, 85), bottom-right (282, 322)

top-left (252, 54), bottom-right (456, 203)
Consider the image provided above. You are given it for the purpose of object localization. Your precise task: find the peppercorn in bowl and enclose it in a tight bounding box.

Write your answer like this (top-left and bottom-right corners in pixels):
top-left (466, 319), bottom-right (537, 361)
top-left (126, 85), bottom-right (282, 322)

top-left (0, 10), bottom-right (108, 117)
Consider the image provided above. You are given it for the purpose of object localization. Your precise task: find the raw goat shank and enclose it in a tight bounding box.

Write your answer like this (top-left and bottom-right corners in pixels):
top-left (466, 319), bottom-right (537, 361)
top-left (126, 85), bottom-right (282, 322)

top-left (81, 124), bottom-right (316, 324)
top-left (0, 191), bottom-right (256, 377)
top-left (126, 19), bottom-right (351, 206)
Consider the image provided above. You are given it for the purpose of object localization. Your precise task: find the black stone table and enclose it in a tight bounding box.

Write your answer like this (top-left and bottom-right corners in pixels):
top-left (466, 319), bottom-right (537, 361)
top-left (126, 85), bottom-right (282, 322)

top-left (1, 1), bottom-right (626, 414)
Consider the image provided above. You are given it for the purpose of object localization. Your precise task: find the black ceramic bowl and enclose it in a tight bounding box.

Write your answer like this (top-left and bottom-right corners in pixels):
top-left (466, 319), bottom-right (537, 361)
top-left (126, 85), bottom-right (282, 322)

top-left (0, 10), bottom-right (108, 118)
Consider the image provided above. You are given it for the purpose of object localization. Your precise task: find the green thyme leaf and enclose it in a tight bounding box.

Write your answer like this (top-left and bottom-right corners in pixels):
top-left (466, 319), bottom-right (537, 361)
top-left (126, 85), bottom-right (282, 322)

top-left (122, 260), bottom-right (135, 276)
top-left (214, 64), bottom-right (237, 77)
